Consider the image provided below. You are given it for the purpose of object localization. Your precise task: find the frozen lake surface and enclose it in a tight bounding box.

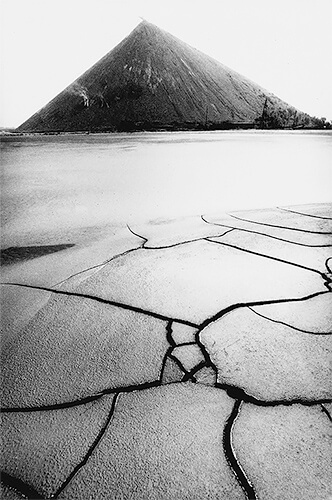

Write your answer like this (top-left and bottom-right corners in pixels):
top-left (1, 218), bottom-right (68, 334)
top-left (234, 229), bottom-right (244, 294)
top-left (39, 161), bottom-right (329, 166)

top-left (1, 130), bottom-right (331, 248)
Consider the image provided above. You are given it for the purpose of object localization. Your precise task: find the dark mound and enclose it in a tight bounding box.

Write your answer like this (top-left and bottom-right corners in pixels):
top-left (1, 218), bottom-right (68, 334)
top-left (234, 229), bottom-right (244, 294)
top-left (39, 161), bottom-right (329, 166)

top-left (17, 21), bottom-right (313, 132)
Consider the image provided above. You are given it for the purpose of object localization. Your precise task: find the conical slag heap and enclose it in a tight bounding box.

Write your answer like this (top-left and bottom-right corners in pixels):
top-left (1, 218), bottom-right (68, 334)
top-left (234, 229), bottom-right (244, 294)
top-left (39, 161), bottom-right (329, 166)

top-left (17, 21), bottom-right (311, 132)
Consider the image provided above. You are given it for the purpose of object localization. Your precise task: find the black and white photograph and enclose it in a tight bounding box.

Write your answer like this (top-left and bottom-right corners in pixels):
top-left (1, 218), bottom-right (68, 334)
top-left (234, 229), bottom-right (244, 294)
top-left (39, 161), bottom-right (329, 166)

top-left (1, 1), bottom-right (331, 499)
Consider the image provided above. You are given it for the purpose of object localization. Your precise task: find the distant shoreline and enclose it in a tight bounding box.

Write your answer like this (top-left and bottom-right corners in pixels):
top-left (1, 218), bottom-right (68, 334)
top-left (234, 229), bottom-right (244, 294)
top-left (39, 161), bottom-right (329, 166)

top-left (1, 125), bottom-right (332, 137)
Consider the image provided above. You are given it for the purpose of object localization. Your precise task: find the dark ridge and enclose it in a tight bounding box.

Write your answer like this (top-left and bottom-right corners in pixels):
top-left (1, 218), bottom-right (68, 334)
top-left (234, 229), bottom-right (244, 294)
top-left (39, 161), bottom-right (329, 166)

top-left (228, 213), bottom-right (332, 235)
top-left (0, 282), bottom-right (199, 328)
top-left (53, 393), bottom-right (120, 498)
top-left (0, 471), bottom-right (43, 499)
top-left (277, 206), bottom-right (332, 221)
top-left (17, 20), bottom-right (317, 133)
top-left (223, 400), bottom-right (257, 499)
top-left (247, 306), bottom-right (332, 335)
top-left (204, 238), bottom-right (331, 287)
top-left (201, 214), bottom-right (332, 248)
top-left (0, 244), bottom-right (75, 266)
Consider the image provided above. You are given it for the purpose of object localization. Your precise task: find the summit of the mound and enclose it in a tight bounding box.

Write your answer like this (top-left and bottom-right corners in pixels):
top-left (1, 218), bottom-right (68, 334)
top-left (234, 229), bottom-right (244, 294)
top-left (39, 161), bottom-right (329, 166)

top-left (17, 20), bottom-right (313, 132)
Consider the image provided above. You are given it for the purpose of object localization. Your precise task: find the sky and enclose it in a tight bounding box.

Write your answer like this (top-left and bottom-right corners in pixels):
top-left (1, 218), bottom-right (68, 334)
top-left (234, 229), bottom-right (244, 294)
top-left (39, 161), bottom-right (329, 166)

top-left (1, 0), bottom-right (331, 128)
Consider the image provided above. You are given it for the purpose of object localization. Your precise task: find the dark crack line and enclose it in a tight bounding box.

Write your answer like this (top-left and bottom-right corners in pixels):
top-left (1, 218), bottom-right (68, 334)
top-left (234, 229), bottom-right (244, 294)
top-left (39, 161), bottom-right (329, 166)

top-left (53, 246), bottom-right (142, 288)
top-left (160, 323), bottom-right (188, 383)
top-left (54, 222), bottom-right (147, 288)
top-left (52, 393), bottom-right (120, 498)
top-left (215, 383), bottom-right (332, 407)
top-left (126, 224), bottom-right (148, 244)
top-left (174, 341), bottom-right (197, 347)
top-left (2, 381), bottom-right (162, 414)
top-left (248, 306), bottom-right (332, 335)
top-left (53, 220), bottom-right (155, 288)
top-left (204, 238), bottom-right (330, 285)
top-left (321, 404), bottom-right (332, 422)
top-left (160, 352), bottom-right (188, 382)
top-left (52, 226), bottom-right (238, 292)
top-left (143, 229), bottom-right (236, 250)
top-left (5, 375), bottom-right (331, 414)
top-left (201, 214), bottom-right (332, 248)
top-left (0, 471), bottom-right (43, 499)
top-left (128, 222), bottom-right (235, 250)
top-left (166, 320), bottom-right (176, 347)
top-left (2, 392), bottom-right (106, 413)
top-left (168, 350), bottom-right (190, 376)
top-left (159, 349), bottom-right (172, 384)
top-left (197, 290), bottom-right (330, 331)
top-left (181, 360), bottom-right (207, 382)
top-left (228, 212), bottom-right (332, 235)
top-left (277, 206), bottom-right (332, 221)
top-left (0, 282), bottom-right (199, 329)
top-left (223, 400), bottom-right (256, 499)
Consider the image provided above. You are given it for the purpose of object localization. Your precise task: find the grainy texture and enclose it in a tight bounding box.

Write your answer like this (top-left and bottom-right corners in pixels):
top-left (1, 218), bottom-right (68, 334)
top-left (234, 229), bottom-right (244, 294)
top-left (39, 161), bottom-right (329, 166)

top-left (2, 203), bottom-right (331, 499)
top-left (1, 296), bottom-right (168, 407)
top-left (170, 322), bottom-right (198, 344)
top-left (171, 344), bottom-right (205, 372)
top-left (161, 357), bottom-right (184, 384)
top-left (252, 292), bottom-right (332, 333)
top-left (233, 403), bottom-right (332, 499)
top-left (209, 230), bottom-right (332, 272)
top-left (76, 241), bottom-right (325, 324)
top-left (229, 207), bottom-right (332, 233)
top-left (129, 215), bottom-right (230, 248)
top-left (1, 395), bottom-right (115, 497)
top-left (203, 212), bottom-right (332, 246)
top-left (0, 484), bottom-right (26, 499)
top-left (200, 307), bottom-right (332, 401)
top-left (0, 284), bottom-right (51, 347)
top-left (58, 384), bottom-right (245, 500)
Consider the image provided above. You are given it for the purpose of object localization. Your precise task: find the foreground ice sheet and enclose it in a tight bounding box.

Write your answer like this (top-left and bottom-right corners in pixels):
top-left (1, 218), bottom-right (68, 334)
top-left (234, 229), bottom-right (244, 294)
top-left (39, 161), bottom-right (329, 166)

top-left (1, 203), bottom-right (332, 499)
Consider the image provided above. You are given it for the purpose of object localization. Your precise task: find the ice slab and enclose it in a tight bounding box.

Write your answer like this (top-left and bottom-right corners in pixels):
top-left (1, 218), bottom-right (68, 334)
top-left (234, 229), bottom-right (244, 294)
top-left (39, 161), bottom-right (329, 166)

top-left (0, 284), bottom-right (51, 348)
top-left (1, 394), bottom-right (115, 497)
top-left (76, 240), bottom-right (325, 324)
top-left (200, 307), bottom-right (332, 401)
top-left (1, 295), bottom-right (168, 407)
top-left (233, 403), bottom-right (332, 499)
top-left (203, 213), bottom-right (332, 246)
top-left (129, 215), bottom-right (230, 248)
top-left (229, 206), bottom-right (332, 233)
top-left (58, 384), bottom-right (245, 500)
top-left (209, 231), bottom-right (332, 273)
top-left (252, 292), bottom-right (332, 334)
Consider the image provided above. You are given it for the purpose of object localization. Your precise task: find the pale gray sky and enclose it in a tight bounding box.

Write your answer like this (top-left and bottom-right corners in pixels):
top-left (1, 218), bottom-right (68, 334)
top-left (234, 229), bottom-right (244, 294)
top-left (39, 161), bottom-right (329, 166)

top-left (1, 0), bottom-right (331, 127)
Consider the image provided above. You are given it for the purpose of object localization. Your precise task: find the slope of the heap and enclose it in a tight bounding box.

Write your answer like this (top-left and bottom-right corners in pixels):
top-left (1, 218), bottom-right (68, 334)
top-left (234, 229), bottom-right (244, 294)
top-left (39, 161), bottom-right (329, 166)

top-left (17, 21), bottom-right (307, 132)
